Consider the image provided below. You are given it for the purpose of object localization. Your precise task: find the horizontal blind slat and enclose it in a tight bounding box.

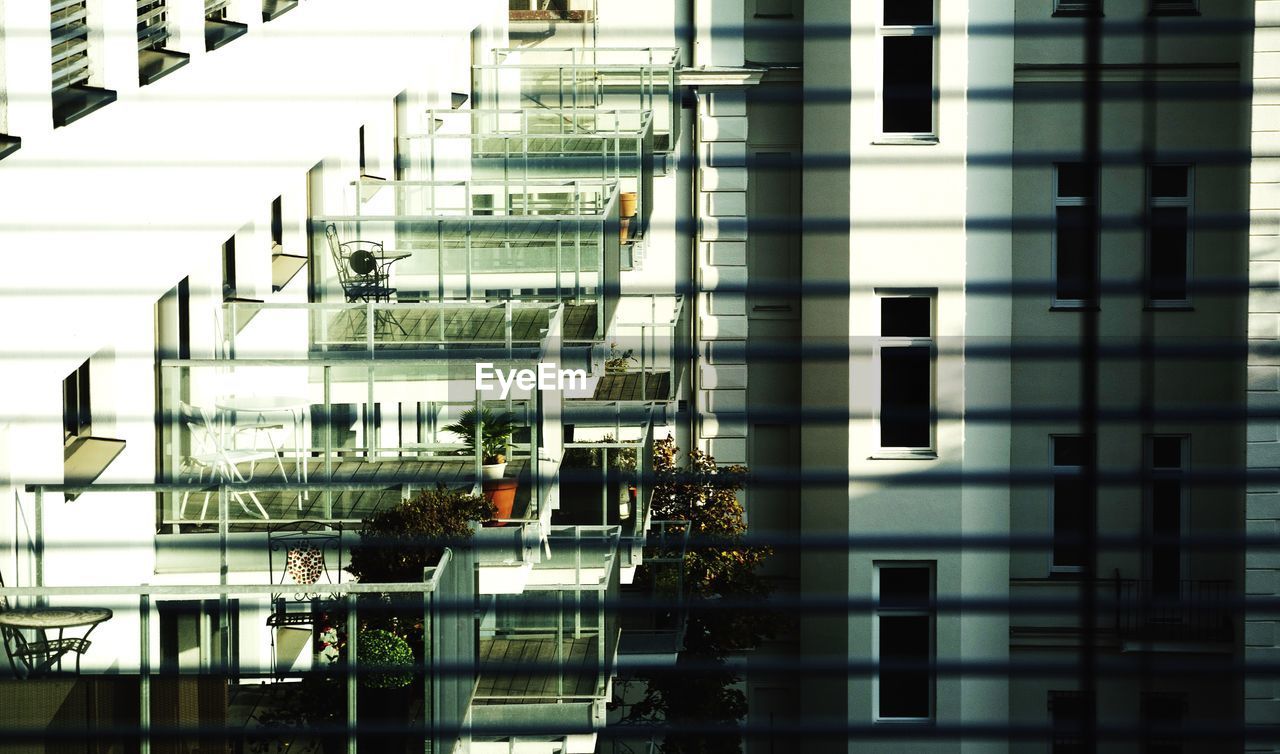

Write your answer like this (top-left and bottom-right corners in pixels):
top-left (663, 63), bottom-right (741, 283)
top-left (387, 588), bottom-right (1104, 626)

top-left (205, 0), bottom-right (228, 12)
top-left (51, 6), bottom-right (88, 32)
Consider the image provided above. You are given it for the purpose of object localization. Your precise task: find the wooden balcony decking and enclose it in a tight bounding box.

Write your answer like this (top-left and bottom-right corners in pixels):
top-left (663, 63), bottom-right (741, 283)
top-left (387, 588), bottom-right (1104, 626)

top-left (474, 636), bottom-right (600, 703)
top-left (584, 371), bottom-right (670, 401)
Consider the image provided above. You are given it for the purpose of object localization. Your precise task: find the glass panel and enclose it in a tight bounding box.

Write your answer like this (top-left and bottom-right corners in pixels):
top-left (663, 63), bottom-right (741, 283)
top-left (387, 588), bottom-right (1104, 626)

top-left (1057, 164), bottom-right (1096, 199)
top-left (884, 0), bottom-right (933, 26)
top-left (1149, 207), bottom-right (1188, 301)
top-left (881, 297), bottom-right (930, 338)
top-left (1151, 165), bottom-right (1189, 198)
top-left (880, 346), bottom-right (930, 448)
top-left (879, 614), bottom-right (930, 718)
top-left (879, 567), bottom-right (930, 608)
top-left (882, 36), bottom-right (933, 133)
top-left (1055, 205), bottom-right (1096, 301)
top-left (1053, 476), bottom-right (1086, 568)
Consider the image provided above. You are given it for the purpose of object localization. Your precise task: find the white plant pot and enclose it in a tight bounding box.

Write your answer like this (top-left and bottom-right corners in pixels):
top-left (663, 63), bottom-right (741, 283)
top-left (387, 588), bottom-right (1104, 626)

top-left (482, 462), bottom-right (507, 481)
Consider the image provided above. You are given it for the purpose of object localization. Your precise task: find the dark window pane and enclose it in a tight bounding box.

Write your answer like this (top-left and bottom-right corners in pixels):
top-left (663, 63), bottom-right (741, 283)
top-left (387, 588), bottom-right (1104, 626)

top-left (1150, 165), bottom-right (1189, 198)
top-left (880, 567), bottom-right (930, 608)
top-left (881, 346), bottom-right (931, 447)
top-left (1149, 207), bottom-right (1188, 301)
top-left (881, 297), bottom-right (930, 337)
top-left (883, 36), bottom-right (933, 133)
top-left (1053, 476), bottom-right (1087, 568)
top-left (1152, 484), bottom-right (1181, 595)
top-left (1053, 436), bottom-right (1092, 466)
top-left (879, 615), bottom-right (930, 718)
top-left (884, 0), bottom-right (933, 26)
top-left (1152, 437), bottom-right (1182, 469)
top-left (1056, 205), bottom-right (1097, 301)
top-left (1057, 164), bottom-right (1096, 199)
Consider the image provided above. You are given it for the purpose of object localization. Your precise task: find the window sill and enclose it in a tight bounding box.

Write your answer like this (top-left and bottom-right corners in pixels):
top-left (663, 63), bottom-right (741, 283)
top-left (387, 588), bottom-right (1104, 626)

top-left (63, 436), bottom-right (127, 500)
top-left (139, 49), bottom-right (190, 87)
top-left (52, 85), bottom-right (117, 128)
top-left (263, 0), bottom-right (299, 22)
top-left (873, 135), bottom-right (939, 146)
top-left (271, 252), bottom-right (308, 292)
top-left (1051, 8), bottom-right (1104, 16)
top-left (869, 450), bottom-right (938, 461)
top-left (1049, 304), bottom-right (1100, 311)
top-left (1049, 568), bottom-right (1084, 579)
top-left (205, 19), bottom-right (248, 52)
top-left (0, 135), bottom-right (20, 161)
top-left (1144, 302), bottom-right (1193, 311)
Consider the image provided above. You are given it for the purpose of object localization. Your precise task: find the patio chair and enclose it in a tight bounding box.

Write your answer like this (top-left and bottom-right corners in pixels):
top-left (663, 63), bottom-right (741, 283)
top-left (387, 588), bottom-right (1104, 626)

top-left (177, 402), bottom-right (284, 521)
top-left (265, 521), bottom-right (344, 674)
top-left (325, 223), bottom-right (397, 303)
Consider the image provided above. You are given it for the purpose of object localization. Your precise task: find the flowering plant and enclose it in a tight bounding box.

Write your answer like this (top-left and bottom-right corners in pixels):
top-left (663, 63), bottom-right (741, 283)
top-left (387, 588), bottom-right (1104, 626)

top-left (317, 625), bottom-right (343, 665)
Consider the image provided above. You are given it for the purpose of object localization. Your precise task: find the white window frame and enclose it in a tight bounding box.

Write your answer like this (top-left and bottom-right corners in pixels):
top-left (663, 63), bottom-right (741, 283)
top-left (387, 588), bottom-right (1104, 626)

top-left (873, 291), bottom-right (937, 459)
top-left (1049, 434), bottom-right (1090, 575)
top-left (877, 1), bottom-right (938, 143)
top-left (872, 561), bottom-right (936, 724)
top-left (1051, 163), bottom-right (1099, 309)
top-left (1145, 434), bottom-right (1191, 588)
top-left (1146, 164), bottom-right (1194, 309)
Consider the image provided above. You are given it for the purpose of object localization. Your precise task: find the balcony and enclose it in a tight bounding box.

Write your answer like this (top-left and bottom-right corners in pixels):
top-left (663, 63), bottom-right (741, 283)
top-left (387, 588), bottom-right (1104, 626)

top-left (574, 294), bottom-right (687, 402)
top-left (403, 108), bottom-right (655, 242)
top-left (471, 538), bottom-right (620, 750)
top-left (315, 178), bottom-right (623, 337)
top-left (1111, 575), bottom-right (1234, 649)
top-left (474, 47), bottom-right (680, 152)
top-left (0, 543), bottom-right (474, 754)
top-left (156, 358), bottom-right (558, 532)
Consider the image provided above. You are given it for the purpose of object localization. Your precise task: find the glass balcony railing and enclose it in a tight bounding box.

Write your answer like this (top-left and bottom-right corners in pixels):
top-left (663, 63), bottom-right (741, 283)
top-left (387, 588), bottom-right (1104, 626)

top-left (403, 108), bottom-right (655, 239)
top-left (0, 537), bottom-right (473, 754)
top-left (475, 47), bottom-right (680, 151)
top-left (315, 178), bottom-right (622, 334)
top-left (156, 358), bottom-right (559, 530)
top-left (573, 294), bottom-right (687, 402)
top-left (223, 299), bottom-right (572, 357)
top-left (472, 536), bottom-right (620, 736)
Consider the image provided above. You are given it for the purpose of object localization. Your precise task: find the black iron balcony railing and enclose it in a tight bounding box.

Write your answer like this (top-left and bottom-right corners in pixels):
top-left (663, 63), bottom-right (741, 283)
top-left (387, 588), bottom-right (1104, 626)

top-left (1110, 573), bottom-right (1233, 644)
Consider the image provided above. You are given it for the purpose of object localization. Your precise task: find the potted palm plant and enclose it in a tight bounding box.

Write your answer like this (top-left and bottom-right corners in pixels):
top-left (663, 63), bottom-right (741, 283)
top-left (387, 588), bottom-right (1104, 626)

top-left (444, 408), bottom-right (515, 480)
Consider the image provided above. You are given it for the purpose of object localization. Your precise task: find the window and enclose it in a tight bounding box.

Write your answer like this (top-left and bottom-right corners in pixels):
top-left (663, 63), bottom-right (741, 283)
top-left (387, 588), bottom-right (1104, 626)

top-left (1148, 436), bottom-right (1188, 598)
top-left (880, 0), bottom-right (937, 138)
top-left (222, 235), bottom-right (237, 302)
top-left (159, 599), bottom-right (239, 674)
top-left (51, 0), bottom-right (116, 127)
top-left (1053, 0), bottom-right (1101, 16)
top-left (137, 0), bottom-right (188, 85)
top-left (63, 359), bottom-right (91, 443)
top-left (877, 294), bottom-right (934, 455)
top-left (1147, 165), bottom-right (1193, 307)
top-left (754, 0), bottom-right (795, 18)
top-left (875, 563), bottom-right (934, 721)
top-left (1141, 693), bottom-right (1187, 754)
top-left (1051, 435), bottom-right (1093, 573)
top-left (1053, 164), bottom-right (1098, 307)
top-left (1048, 691), bottom-right (1092, 754)
top-left (205, 0), bottom-right (247, 52)
top-left (1150, 0), bottom-right (1197, 15)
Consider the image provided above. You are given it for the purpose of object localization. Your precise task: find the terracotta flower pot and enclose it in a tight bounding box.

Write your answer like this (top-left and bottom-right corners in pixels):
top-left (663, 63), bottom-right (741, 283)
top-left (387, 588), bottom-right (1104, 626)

top-left (619, 191), bottom-right (638, 218)
top-left (483, 478), bottom-right (518, 526)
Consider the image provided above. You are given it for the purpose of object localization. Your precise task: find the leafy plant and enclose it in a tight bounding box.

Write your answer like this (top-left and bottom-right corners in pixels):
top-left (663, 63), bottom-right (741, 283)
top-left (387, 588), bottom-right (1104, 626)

top-left (618, 435), bottom-right (776, 754)
top-left (443, 408), bottom-right (516, 464)
top-left (357, 629), bottom-right (414, 689)
top-left (346, 486), bottom-right (493, 584)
